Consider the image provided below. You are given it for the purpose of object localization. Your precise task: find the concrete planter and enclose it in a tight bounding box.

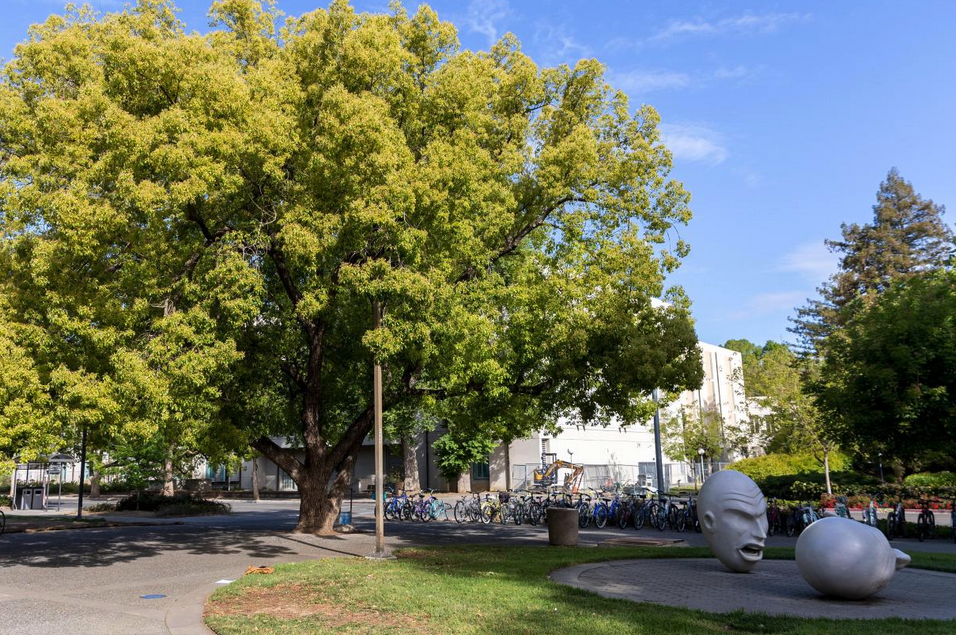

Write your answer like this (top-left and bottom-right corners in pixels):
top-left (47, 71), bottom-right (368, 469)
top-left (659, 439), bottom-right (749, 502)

top-left (547, 507), bottom-right (579, 546)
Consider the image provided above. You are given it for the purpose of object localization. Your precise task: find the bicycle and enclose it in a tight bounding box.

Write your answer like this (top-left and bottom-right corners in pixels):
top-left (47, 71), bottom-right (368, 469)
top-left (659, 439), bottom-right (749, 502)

top-left (885, 500), bottom-right (906, 540)
top-left (861, 496), bottom-right (879, 528)
top-left (766, 498), bottom-right (783, 536)
top-left (453, 493), bottom-right (482, 523)
top-left (951, 500), bottom-right (955, 543)
top-left (916, 498), bottom-right (936, 542)
top-left (834, 495), bottom-right (853, 520)
top-left (632, 489), bottom-right (658, 531)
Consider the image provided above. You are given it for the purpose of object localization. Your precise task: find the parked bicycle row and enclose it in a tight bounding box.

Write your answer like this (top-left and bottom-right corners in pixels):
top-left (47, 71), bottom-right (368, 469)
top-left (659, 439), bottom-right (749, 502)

top-left (381, 485), bottom-right (704, 533)
top-left (766, 496), bottom-right (956, 543)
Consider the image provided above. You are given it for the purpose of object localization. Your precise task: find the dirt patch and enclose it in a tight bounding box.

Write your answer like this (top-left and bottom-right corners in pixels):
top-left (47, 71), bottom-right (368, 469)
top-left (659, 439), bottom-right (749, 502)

top-left (206, 584), bottom-right (432, 631)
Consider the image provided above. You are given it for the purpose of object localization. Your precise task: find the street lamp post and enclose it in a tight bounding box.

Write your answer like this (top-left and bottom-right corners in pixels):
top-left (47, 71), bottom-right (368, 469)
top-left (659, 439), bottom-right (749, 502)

top-left (878, 452), bottom-right (884, 484)
top-left (652, 388), bottom-right (664, 492)
top-left (370, 300), bottom-right (388, 559)
top-left (697, 448), bottom-right (705, 491)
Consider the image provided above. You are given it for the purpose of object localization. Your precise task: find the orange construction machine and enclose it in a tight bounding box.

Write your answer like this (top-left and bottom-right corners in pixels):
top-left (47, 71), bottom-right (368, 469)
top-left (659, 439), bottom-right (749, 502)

top-left (532, 460), bottom-right (584, 493)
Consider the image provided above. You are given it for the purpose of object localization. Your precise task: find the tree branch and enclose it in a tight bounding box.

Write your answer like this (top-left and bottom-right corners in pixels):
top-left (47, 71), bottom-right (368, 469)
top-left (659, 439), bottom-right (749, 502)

top-left (327, 407), bottom-right (374, 470)
top-left (252, 436), bottom-right (303, 479)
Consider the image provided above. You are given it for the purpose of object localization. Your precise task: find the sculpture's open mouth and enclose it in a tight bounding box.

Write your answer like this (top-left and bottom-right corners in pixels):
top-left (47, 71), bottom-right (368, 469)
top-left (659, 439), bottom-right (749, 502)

top-left (738, 543), bottom-right (764, 561)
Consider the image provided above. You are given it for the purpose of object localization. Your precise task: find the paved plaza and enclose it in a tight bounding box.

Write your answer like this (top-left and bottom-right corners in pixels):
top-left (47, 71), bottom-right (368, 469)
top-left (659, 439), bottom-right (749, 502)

top-left (551, 558), bottom-right (956, 620)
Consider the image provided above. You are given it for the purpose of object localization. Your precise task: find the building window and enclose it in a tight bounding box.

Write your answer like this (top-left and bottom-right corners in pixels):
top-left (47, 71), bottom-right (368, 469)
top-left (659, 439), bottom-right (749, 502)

top-left (472, 461), bottom-right (490, 480)
top-left (279, 469), bottom-right (297, 491)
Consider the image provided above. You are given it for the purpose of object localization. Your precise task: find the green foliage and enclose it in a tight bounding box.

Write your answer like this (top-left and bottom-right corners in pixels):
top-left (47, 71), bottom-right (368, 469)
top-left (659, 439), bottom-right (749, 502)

top-left (732, 452), bottom-right (849, 483)
top-left (85, 502), bottom-right (117, 513)
top-left (114, 491), bottom-right (231, 515)
top-left (813, 269), bottom-right (956, 463)
top-left (432, 431), bottom-right (497, 482)
top-left (722, 339), bottom-right (831, 456)
top-left (0, 494), bottom-right (10, 508)
top-left (0, 0), bottom-right (704, 529)
top-left (661, 406), bottom-right (726, 462)
top-left (904, 471), bottom-right (956, 488)
top-left (758, 471), bottom-right (881, 500)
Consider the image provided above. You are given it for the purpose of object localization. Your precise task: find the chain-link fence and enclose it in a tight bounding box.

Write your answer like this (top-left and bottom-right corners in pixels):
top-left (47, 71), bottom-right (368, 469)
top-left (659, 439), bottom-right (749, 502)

top-left (511, 461), bottom-right (732, 492)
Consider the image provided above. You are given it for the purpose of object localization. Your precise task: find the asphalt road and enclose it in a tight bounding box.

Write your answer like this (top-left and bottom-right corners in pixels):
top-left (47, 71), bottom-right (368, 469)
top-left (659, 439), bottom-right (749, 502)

top-left (1, 499), bottom-right (953, 635)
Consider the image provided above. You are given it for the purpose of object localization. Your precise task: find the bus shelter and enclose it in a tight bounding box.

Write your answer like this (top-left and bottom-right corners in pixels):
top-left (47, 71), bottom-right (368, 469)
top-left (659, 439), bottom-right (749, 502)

top-left (11, 453), bottom-right (76, 511)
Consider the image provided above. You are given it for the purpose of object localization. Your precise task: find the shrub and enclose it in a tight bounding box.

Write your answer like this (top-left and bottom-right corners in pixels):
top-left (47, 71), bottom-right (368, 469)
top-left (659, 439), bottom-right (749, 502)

top-left (904, 471), bottom-right (956, 488)
top-left (86, 502), bottom-right (117, 513)
top-left (156, 499), bottom-right (231, 517)
top-left (731, 452), bottom-right (849, 483)
top-left (0, 494), bottom-right (10, 508)
top-left (114, 492), bottom-right (230, 516)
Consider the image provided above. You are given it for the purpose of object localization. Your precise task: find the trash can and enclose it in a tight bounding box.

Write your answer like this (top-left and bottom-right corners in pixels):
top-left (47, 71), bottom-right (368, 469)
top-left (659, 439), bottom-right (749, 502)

top-left (338, 510), bottom-right (352, 525)
top-left (546, 507), bottom-right (579, 546)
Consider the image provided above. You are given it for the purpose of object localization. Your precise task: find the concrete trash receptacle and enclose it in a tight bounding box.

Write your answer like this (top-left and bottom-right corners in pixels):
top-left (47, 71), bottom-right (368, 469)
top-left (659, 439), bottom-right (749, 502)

top-left (547, 507), bottom-right (579, 546)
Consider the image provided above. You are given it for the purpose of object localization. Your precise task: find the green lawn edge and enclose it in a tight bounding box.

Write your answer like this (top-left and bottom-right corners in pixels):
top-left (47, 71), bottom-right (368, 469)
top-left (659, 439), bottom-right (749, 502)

top-left (205, 545), bottom-right (956, 635)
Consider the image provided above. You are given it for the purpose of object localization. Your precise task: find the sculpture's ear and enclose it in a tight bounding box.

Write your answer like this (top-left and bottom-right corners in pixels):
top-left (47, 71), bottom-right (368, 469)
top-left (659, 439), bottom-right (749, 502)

top-left (702, 510), bottom-right (716, 532)
top-left (894, 549), bottom-right (911, 571)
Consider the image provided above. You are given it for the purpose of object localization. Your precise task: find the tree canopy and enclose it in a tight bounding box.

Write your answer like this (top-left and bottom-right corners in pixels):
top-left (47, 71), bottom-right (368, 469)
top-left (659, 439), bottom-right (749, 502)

top-left (812, 269), bottom-right (956, 466)
top-left (0, 0), bottom-right (704, 531)
top-left (791, 169), bottom-right (953, 355)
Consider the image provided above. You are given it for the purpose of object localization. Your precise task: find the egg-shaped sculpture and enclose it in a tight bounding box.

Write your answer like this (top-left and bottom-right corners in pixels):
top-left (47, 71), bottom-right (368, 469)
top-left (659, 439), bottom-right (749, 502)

top-left (795, 516), bottom-right (910, 600)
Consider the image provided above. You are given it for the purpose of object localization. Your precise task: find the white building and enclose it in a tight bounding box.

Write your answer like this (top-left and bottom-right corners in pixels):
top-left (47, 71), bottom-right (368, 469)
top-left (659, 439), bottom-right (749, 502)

top-left (233, 340), bottom-right (754, 495)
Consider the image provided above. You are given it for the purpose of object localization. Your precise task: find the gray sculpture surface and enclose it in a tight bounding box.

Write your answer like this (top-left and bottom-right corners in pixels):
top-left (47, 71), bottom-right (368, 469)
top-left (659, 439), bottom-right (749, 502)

top-left (697, 470), bottom-right (768, 573)
top-left (796, 517), bottom-right (910, 600)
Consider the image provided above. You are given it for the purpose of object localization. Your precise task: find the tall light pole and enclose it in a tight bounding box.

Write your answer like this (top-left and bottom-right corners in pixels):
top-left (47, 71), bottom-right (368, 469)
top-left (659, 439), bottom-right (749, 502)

top-left (652, 388), bottom-right (664, 493)
top-left (697, 447), bottom-right (705, 492)
top-left (371, 301), bottom-right (387, 558)
top-left (76, 425), bottom-right (88, 520)
top-left (878, 452), bottom-right (884, 484)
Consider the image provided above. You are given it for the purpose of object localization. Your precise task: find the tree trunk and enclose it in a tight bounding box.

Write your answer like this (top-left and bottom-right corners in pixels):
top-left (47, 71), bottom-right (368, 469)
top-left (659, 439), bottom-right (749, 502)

top-left (251, 456), bottom-right (260, 503)
top-left (403, 435), bottom-right (421, 493)
top-left (162, 452), bottom-right (175, 497)
top-left (293, 447), bottom-right (358, 535)
top-left (823, 447), bottom-right (833, 495)
top-left (89, 470), bottom-right (102, 499)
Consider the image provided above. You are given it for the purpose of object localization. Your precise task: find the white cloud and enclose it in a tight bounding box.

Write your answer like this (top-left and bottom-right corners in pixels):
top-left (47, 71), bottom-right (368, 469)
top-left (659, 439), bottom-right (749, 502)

top-left (777, 241), bottom-right (839, 283)
top-left (466, 0), bottom-right (511, 45)
top-left (714, 65), bottom-right (764, 81)
top-left (650, 12), bottom-right (807, 42)
top-left (610, 70), bottom-right (690, 93)
top-left (532, 22), bottom-right (591, 64)
top-left (659, 123), bottom-right (728, 165)
top-left (728, 291), bottom-right (807, 320)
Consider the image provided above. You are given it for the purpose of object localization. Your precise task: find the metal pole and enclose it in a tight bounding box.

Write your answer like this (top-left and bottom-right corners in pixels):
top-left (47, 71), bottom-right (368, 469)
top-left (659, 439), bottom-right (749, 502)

top-left (652, 388), bottom-right (664, 493)
top-left (373, 301), bottom-right (386, 556)
top-left (76, 425), bottom-right (88, 520)
top-left (878, 453), bottom-right (884, 484)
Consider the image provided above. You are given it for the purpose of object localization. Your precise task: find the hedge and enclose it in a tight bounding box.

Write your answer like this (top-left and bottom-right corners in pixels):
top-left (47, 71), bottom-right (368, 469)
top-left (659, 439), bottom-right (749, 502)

top-left (731, 452), bottom-right (849, 483)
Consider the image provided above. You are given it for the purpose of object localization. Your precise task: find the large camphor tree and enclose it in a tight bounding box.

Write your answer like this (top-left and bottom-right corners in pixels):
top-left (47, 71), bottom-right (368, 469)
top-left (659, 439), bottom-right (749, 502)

top-left (0, 0), bottom-right (703, 533)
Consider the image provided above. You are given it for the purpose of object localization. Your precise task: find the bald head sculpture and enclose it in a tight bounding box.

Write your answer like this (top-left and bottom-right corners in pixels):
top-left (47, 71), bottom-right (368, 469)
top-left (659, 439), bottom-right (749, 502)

top-left (698, 469), bottom-right (768, 573)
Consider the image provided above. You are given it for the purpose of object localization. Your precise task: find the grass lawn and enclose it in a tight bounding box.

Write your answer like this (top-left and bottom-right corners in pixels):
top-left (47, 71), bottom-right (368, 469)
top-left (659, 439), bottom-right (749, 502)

top-left (204, 545), bottom-right (956, 635)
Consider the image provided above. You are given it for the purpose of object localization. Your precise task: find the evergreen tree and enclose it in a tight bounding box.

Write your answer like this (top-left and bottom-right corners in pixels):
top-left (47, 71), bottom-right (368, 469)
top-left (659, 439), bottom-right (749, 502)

top-left (791, 169), bottom-right (953, 354)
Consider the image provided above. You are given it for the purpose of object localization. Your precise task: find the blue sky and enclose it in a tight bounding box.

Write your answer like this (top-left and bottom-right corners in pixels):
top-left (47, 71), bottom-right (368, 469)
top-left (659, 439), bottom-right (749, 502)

top-left (3, 1), bottom-right (955, 347)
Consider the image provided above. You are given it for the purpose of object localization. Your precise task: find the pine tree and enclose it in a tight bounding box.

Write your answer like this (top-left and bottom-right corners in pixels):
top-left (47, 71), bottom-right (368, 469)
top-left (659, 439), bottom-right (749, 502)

top-left (791, 169), bottom-right (953, 354)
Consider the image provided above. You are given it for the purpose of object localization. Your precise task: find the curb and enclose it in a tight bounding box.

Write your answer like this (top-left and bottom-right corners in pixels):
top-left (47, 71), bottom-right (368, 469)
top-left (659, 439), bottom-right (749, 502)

top-left (4, 520), bottom-right (186, 534)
